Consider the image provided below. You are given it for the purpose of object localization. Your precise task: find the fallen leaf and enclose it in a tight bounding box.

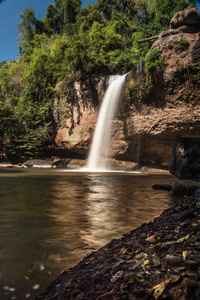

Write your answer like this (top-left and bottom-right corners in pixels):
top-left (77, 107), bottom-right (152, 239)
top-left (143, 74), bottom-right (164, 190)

top-left (177, 234), bottom-right (190, 243)
top-left (146, 235), bottom-right (156, 243)
top-left (153, 282), bottom-right (165, 299)
top-left (182, 251), bottom-right (187, 261)
top-left (170, 274), bottom-right (181, 283)
top-left (149, 279), bottom-right (169, 295)
top-left (162, 241), bottom-right (176, 245)
top-left (120, 247), bottom-right (129, 255)
top-left (149, 274), bottom-right (181, 298)
top-left (144, 259), bottom-right (151, 266)
top-left (125, 275), bottom-right (144, 284)
top-left (162, 234), bottom-right (190, 245)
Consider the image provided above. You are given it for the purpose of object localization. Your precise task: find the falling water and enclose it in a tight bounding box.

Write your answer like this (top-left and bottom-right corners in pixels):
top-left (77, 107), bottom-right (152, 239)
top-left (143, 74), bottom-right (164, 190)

top-left (136, 60), bottom-right (143, 77)
top-left (87, 74), bottom-right (126, 171)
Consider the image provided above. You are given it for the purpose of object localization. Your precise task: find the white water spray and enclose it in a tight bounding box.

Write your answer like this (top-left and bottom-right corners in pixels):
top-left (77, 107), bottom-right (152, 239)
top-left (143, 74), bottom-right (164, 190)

top-left (87, 74), bottom-right (126, 171)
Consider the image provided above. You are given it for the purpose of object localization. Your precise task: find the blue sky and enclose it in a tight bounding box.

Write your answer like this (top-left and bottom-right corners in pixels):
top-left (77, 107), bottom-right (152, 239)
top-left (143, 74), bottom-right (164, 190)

top-left (0, 0), bottom-right (95, 62)
top-left (0, 0), bottom-right (200, 63)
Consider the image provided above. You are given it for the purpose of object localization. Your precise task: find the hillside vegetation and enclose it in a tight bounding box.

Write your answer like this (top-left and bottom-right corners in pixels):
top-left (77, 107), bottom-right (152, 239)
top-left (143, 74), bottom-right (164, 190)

top-left (0, 0), bottom-right (197, 160)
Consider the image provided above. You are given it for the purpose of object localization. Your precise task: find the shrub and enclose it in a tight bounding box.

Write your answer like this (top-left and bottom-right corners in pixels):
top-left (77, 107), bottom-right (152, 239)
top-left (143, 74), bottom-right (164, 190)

top-left (145, 49), bottom-right (164, 73)
top-left (174, 39), bottom-right (190, 51)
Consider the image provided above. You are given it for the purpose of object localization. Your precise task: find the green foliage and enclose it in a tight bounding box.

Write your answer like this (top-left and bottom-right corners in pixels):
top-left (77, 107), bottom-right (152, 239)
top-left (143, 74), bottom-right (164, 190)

top-left (140, 0), bottom-right (197, 34)
top-left (63, 0), bottom-right (81, 24)
top-left (43, 4), bottom-right (63, 36)
top-left (0, 43), bottom-right (56, 158)
top-left (145, 49), bottom-right (164, 73)
top-left (78, 9), bottom-right (103, 33)
top-left (190, 63), bottom-right (200, 84)
top-left (141, 80), bottom-right (154, 99)
top-left (194, 72), bottom-right (200, 84)
top-left (174, 39), bottom-right (190, 51)
top-left (17, 7), bottom-right (37, 43)
top-left (97, 0), bottom-right (121, 20)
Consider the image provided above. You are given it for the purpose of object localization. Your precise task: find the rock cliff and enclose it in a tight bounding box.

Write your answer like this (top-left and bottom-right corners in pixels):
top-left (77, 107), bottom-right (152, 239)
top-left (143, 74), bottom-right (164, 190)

top-left (53, 8), bottom-right (200, 167)
top-left (53, 75), bottom-right (108, 157)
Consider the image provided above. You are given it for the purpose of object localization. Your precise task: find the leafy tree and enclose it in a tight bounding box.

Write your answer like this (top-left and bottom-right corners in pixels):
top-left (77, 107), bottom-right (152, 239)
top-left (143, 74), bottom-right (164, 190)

top-left (43, 4), bottom-right (63, 36)
top-left (0, 60), bottom-right (7, 68)
top-left (54, 0), bottom-right (81, 24)
top-left (97, 0), bottom-right (123, 20)
top-left (78, 5), bottom-right (103, 33)
top-left (17, 8), bottom-right (37, 43)
top-left (63, 0), bottom-right (81, 23)
top-left (34, 20), bottom-right (46, 35)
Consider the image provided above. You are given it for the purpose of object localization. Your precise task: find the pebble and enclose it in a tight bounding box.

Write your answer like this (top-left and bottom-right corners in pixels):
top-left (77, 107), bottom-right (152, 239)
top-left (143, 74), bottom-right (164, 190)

top-left (33, 284), bottom-right (40, 290)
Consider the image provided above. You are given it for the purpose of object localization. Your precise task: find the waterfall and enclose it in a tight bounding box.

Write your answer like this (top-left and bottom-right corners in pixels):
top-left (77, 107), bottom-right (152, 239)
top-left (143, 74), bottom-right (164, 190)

top-left (136, 60), bottom-right (143, 84)
top-left (136, 60), bottom-right (143, 77)
top-left (87, 74), bottom-right (126, 171)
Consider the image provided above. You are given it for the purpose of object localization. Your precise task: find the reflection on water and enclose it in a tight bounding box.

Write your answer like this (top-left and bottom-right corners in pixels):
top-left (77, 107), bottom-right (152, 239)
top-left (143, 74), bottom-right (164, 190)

top-left (0, 169), bottom-right (176, 299)
top-left (81, 175), bottom-right (125, 249)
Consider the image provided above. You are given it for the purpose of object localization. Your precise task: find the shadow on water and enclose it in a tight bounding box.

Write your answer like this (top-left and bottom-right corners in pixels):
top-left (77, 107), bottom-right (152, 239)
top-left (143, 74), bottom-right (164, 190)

top-left (0, 169), bottom-right (176, 299)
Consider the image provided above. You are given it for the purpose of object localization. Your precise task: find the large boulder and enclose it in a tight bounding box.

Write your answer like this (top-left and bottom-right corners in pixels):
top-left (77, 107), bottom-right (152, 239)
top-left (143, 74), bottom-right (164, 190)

top-left (23, 160), bottom-right (54, 168)
top-left (169, 137), bottom-right (200, 181)
top-left (172, 180), bottom-right (200, 196)
top-left (170, 8), bottom-right (200, 32)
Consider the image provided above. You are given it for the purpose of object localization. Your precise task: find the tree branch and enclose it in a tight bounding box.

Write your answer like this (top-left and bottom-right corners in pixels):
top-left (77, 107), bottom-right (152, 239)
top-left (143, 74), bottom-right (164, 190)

top-left (135, 24), bottom-right (156, 36)
top-left (137, 35), bottom-right (158, 43)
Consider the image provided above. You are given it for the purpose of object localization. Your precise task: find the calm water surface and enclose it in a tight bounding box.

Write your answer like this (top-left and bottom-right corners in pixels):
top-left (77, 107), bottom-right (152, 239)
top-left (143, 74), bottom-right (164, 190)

top-left (0, 168), bottom-right (176, 299)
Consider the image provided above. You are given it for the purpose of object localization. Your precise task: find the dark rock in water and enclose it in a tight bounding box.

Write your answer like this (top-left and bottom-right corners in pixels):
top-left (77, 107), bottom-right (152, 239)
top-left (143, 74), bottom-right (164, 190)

top-left (172, 180), bottom-right (200, 196)
top-left (52, 160), bottom-right (67, 168)
top-left (152, 184), bottom-right (172, 191)
top-left (23, 160), bottom-right (53, 168)
top-left (169, 137), bottom-right (200, 182)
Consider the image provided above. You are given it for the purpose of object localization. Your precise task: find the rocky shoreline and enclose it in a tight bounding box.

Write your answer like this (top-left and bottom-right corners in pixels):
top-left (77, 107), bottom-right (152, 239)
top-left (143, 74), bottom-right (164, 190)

top-left (0, 158), bottom-right (168, 172)
top-left (35, 193), bottom-right (200, 300)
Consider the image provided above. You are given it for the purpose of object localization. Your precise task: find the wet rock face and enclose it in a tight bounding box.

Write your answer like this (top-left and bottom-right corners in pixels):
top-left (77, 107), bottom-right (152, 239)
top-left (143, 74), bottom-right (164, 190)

top-left (53, 76), bottom-right (107, 157)
top-left (169, 137), bottom-right (200, 181)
